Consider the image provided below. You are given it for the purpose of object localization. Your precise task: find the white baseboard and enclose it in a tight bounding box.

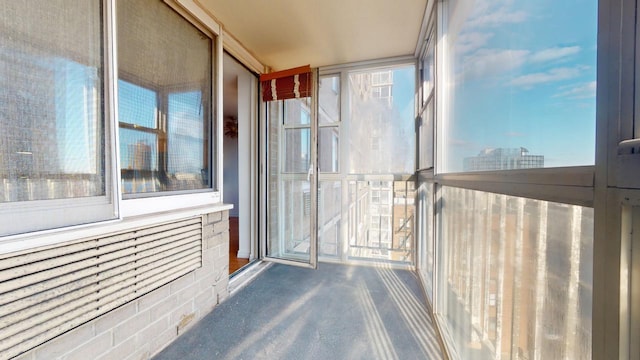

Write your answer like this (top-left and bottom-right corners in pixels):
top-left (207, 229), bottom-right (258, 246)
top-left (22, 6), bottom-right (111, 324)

top-left (237, 250), bottom-right (250, 258)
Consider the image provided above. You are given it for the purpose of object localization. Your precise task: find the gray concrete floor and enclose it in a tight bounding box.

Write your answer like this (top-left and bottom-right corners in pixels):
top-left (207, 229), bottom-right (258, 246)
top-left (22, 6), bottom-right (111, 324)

top-left (153, 262), bottom-right (445, 360)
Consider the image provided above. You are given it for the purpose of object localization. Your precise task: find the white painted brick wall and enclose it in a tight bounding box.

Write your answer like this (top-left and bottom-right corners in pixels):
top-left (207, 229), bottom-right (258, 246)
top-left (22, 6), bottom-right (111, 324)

top-left (148, 294), bottom-right (178, 322)
top-left (95, 336), bottom-right (137, 360)
top-left (62, 332), bottom-right (112, 360)
top-left (95, 302), bottom-right (138, 335)
top-left (16, 210), bottom-right (230, 360)
top-left (113, 310), bottom-right (151, 345)
top-left (33, 324), bottom-right (96, 359)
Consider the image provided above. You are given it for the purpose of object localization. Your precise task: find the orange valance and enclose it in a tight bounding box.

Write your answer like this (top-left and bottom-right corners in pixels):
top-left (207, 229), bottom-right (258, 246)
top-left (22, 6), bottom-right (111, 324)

top-left (260, 65), bottom-right (312, 102)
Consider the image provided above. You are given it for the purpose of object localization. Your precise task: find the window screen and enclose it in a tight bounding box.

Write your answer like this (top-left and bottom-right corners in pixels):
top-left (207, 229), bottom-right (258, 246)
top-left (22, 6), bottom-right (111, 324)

top-left (118, 0), bottom-right (213, 196)
top-left (0, 0), bottom-right (105, 203)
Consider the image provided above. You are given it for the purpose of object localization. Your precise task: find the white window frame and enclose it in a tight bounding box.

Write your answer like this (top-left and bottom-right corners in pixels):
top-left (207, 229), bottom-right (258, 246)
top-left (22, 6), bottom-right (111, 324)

top-left (416, 17), bottom-right (435, 172)
top-left (0, 0), bottom-right (119, 239)
top-left (120, 0), bottom-right (224, 217)
top-left (599, 0), bottom-right (640, 359)
top-left (430, 0), bottom-right (595, 209)
top-left (415, 1), bottom-right (601, 359)
top-left (0, 0), bottom-right (232, 250)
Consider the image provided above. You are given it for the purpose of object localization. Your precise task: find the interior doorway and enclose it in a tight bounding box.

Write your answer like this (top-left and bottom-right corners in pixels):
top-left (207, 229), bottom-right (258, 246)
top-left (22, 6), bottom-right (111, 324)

top-left (223, 51), bottom-right (258, 274)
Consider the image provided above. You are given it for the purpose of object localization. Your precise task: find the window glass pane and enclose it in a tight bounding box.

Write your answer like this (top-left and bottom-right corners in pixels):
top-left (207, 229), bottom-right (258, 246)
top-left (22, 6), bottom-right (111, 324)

top-left (436, 186), bottom-right (593, 359)
top-left (421, 36), bottom-right (435, 106)
top-left (267, 180), bottom-right (311, 259)
top-left (267, 101), bottom-right (281, 253)
top-left (348, 180), bottom-right (414, 262)
top-left (348, 66), bottom-right (415, 174)
top-left (319, 75), bottom-right (340, 125)
top-left (0, 1), bottom-right (104, 203)
top-left (318, 181), bottom-right (341, 257)
top-left (167, 91), bottom-right (209, 186)
top-left (417, 182), bottom-right (435, 300)
top-left (441, 1), bottom-right (597, 172)
top-left (318, 126), bottom-right (339, 173)
top-left (318, 64), bottom-right (416, 266)
top-left (284, 98), bottom-right (311, 126)
top-left (419, 101), bottom-right (434, 169)
top-left (120, 129), bottom-right (159, 172)
top-left (118, 0), bottom-right (212, 196)
top-left (118, 80), bottom-right (157, 128)
top-left (283, 129), bottom-right (310, 173)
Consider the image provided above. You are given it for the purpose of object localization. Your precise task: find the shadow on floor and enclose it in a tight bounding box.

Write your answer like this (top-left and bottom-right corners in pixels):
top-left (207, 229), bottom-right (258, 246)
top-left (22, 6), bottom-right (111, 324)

top-left (153, 263), bottom-right (445, 360)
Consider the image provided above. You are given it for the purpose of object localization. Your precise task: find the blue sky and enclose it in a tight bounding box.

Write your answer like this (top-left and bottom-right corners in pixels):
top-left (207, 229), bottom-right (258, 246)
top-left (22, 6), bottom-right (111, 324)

top-left (56, 59), bottom-right (99, 174)
top-left (444, 0), bottom-right (597, 171)
top-left (392, 66), bottom-right (417, 172)
top-left (393, 65), bottom-right (417, 135)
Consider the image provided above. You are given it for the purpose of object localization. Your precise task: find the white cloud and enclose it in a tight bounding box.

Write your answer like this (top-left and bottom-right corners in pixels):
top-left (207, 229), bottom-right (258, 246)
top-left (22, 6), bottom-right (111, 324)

top-left (456, 32), bottom-right (494, 55)
top-left (530, 46), bottom-right (581, 63)
top-left (170, 111), bottom-right (204, 138)
top-left (454, 0), bottom-right (526, 31)
top-left (554, 81), bottom-right (597, 99)
top-left (510, 67), bottom-right (582, 87)
top-left (462, 49), bottom-right (529, 80)
top-left (466, 8), bottom-right (528, 28)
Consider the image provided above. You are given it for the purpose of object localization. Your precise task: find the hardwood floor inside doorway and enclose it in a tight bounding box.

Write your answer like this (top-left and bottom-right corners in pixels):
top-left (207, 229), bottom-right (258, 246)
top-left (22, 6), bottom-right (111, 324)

top-left (229, 217), bottom-right (249, 274)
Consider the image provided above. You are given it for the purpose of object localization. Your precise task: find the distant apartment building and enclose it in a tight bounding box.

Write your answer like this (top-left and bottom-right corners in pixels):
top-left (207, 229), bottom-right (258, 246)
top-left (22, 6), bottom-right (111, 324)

top-left (463, 147), bottom-right (544, 171)
top-left (344, 180), bottom-right (414, 262)
top-left (347, 69), bottom-right (414, 174)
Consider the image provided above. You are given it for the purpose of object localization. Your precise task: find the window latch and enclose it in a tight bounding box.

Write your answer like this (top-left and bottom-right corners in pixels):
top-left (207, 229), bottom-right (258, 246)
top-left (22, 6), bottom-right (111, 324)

top-left (619, 139), bottom-right (640, 155)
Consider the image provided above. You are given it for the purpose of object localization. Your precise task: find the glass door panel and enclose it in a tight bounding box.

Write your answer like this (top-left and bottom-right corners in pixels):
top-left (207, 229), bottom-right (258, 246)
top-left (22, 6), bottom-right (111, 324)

top-left (265, 95), bottom-right (317, 268)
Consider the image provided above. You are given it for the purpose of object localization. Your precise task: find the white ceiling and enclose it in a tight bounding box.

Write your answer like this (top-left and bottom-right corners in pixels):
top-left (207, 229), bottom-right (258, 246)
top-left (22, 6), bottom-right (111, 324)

top-left (200, 0), bottom-right (428, 71)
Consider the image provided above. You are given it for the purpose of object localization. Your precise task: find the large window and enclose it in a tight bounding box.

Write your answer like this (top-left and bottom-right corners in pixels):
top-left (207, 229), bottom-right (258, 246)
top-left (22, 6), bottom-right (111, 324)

top-left (418, 26), bottom-right (435, 170)
top-left (117, 0), bottom-right (213, 196)
top-left (436, 186), bottom-right (593, 359)
top-left (0, 0), bottom-right (222, 236)
top-left (348, 66), bottom-right (415, 174)
top-left (0, 1), bottom-right (111, 236)
top-left (440, 0), bottom-right (597, 172)
top-left (315, 64), bottom-right (417, 264)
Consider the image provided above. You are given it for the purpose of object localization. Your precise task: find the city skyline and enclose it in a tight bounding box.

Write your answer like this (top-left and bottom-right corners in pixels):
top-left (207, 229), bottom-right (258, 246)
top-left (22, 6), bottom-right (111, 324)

top-left (463, 147), bottom-right (544, 171)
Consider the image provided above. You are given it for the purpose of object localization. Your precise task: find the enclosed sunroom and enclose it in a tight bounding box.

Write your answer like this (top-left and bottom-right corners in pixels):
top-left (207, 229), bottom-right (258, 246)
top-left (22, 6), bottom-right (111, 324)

top-left (0, 0), bottom-right (636, 359)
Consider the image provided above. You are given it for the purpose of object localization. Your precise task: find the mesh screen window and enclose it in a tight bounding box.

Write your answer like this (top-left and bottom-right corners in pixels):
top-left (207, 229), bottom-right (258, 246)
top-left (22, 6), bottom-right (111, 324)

top-left (117, 0), bottom-right (213, 196)
top-left (0, 1), bottom-right (105, 203)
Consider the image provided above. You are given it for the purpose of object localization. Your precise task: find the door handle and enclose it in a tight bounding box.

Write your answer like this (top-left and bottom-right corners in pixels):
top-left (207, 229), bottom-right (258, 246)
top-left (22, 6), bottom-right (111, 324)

top-left (307, 166), bottom-right (314, 181)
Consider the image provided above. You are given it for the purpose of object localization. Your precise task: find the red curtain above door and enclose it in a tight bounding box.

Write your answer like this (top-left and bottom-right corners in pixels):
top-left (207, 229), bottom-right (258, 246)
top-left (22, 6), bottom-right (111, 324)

top-left (260, 65), bottom-right (312, 102)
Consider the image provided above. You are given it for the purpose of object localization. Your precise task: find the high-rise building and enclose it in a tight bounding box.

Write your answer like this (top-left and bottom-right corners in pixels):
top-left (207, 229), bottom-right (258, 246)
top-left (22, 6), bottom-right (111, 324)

top-left (463, 147), bottom-right (544, 171)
